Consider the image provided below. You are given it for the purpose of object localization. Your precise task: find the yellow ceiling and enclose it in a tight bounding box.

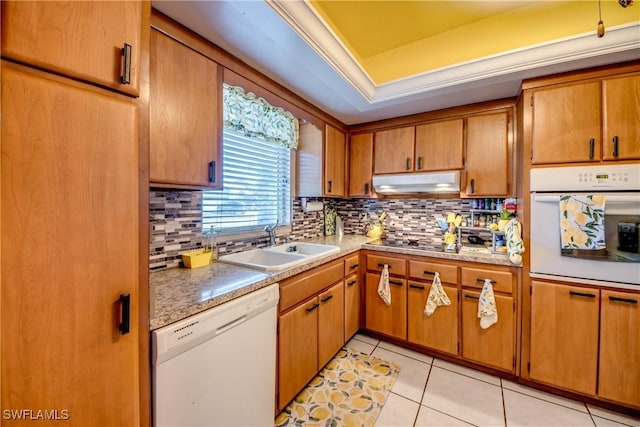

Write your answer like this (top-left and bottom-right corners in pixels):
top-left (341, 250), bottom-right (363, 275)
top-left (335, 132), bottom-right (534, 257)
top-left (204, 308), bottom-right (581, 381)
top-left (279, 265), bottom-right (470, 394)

top-left (310, 0), bottom-right (639, 84)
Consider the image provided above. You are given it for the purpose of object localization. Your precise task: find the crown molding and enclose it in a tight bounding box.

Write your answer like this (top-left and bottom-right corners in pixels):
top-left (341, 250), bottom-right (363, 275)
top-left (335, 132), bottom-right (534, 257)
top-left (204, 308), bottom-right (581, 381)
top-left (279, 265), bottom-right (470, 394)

top-left (267, 0), bottom-right (640, 104)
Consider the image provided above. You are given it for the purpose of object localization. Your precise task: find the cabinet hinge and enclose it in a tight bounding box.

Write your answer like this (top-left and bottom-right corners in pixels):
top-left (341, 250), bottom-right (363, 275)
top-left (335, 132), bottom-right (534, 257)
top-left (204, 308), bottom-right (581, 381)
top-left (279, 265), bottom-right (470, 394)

top-left (530, 149), bottom-right (534, 161)
top-left (530, 286), bottom-right (533, 296)
top-left (527, 362), bottom-right (530, 373)
top-left (513, 301), bottom-right (516, 312)
top-left (513, 357), bottom-right (516, 368)
top-left (530, 93), bottom-right (534, 107)
top-left (457, 342), bottom-right (460, 354)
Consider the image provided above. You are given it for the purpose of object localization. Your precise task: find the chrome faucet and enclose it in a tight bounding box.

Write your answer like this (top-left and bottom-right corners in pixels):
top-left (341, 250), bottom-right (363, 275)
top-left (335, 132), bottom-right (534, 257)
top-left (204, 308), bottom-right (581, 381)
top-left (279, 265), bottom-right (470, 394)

top-left (264, 221), bottom-right (279, 246)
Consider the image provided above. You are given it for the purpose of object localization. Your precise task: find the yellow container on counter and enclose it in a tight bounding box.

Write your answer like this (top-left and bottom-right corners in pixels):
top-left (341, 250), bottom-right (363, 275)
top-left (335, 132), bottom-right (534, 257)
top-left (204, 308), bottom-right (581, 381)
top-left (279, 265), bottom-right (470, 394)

top-left (181, 249), bottom-right (212, 268)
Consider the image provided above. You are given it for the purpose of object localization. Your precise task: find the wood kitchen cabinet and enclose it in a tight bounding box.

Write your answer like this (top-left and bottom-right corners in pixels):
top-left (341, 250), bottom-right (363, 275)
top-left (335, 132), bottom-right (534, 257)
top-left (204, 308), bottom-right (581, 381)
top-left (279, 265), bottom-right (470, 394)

top-left (598, 289), bottom-right (640, 407)
top-left (407, 261), bottom-right (459, 355)
top-left (529, 71), bottom-right (640, 164)
top-left (1, 0), bottom-right (142, 96)
top-left (603, 75), bottom-right (640, 161)
top-left (462, 112), bottom-right (509, 197)
top-left (348, 132), bottom-right (374, 197)
top-left (149, 29), bottom-right (222, 188)
top-left (529, 281), bottom-right (599, 395)
top-left (415, 119), bottom-right (464, 171)
top-left (324, 124), bottom-right (346, 197)
top-left (277, 258), bottom-right (349, 410)
top-left (374, 126), bottom-right (415, 174)
top-left (1, 62), bottom-right (140, 425)
top-left (344, 254), bottom-right (361, 340)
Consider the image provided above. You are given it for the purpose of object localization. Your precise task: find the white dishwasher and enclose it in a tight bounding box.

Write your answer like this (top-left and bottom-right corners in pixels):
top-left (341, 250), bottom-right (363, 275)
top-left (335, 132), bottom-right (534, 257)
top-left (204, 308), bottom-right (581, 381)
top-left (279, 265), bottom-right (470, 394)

top-left (152, 284), bottom-right (279, 427)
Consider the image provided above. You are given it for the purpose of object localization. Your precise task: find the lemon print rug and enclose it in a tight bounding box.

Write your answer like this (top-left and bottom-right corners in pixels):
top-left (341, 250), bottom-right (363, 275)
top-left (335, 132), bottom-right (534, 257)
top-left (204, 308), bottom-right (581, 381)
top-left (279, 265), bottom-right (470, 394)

top-left (275, 346), bottom-right (400, 427)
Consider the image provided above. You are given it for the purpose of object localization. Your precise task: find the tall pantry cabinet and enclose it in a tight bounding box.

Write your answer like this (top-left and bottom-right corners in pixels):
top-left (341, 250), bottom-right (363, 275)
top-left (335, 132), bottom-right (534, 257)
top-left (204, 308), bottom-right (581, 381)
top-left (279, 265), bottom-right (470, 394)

top-left (1, 2), bottom-right (148, 425)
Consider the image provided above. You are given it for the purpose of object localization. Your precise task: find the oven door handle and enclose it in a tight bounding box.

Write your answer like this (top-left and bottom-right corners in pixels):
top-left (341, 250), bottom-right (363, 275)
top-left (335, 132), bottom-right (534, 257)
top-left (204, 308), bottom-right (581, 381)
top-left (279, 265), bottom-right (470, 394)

top-left (533, 194), bottom-right (640, 204)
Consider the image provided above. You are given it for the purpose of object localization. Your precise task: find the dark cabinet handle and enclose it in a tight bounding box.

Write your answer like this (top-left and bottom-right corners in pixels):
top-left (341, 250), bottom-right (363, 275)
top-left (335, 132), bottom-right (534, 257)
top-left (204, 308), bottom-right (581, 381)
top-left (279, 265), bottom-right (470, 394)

top-left (409, 284), bottom-right (425, 290)
top-left (389, 280), bottom-right (403, 286)
top-left (465, 294), bottom-right (480, 300)
top-left (328, 180), bottom-right (332, 193)
top-left (346, 280), bottom-right (356, 286)
top-left (321, 295), bottom-right (333, 303)
top-left (476, 278), bottom-right (496, 284)
top-left (423, 270), bottom-right (437, 276)
top-left (570, 291), bottom-right (596, 299)
top-left (612, 136), bottom-right (619, 158)
top-left (208, 161), bottom-right (216, 183)
top-left (121, 43), bottom-right (132, 85)
top-left (469, 178), bottom-right (475, 194)
top-left (305, 303), bottom-right (320, 312)
top-left (589, 138), bottom-right (595, 159)
top-left (609, 296), bottom-right (637, 304)
top-left (364, 183), bottom-right (369, 194)
top-left (406, 157), bottom-right (411, 170)
top-left (119, 293), bottom-right (131, 335)
top-left (417, 157), bottom-right (423, 170)
top-left (377, 263), bottom-right (390, 269)
top-left (349, 263), bottom-right (359, 269)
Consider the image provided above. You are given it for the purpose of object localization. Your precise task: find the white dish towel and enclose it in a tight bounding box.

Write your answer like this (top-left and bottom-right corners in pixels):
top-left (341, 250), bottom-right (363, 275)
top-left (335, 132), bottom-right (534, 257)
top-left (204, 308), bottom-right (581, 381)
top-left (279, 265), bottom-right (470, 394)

top-left (424, 272), bottom-right (451, 316)
top-left (478, 279), bottom-right (498, 329)
top-left (377, 264), bottom-right (391, 305)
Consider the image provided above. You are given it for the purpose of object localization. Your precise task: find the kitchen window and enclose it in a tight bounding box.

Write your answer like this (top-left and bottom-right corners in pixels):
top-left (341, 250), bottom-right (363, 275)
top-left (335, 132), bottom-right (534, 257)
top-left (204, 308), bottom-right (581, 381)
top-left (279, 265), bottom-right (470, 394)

top-left (203, 84), bottom-right (298, 236)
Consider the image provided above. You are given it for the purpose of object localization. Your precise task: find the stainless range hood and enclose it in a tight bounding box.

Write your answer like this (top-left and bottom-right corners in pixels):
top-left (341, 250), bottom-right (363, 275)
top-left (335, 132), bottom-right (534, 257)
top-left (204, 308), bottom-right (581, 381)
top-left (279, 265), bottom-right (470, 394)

top-left (372, 171), bottom-right (461, 194)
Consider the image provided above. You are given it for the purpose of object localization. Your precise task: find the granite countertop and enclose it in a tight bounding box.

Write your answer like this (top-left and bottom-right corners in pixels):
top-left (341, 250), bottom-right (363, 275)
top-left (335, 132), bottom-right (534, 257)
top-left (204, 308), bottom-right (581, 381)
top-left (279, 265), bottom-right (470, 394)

top-left (149, 234), bottom-right (520, 331)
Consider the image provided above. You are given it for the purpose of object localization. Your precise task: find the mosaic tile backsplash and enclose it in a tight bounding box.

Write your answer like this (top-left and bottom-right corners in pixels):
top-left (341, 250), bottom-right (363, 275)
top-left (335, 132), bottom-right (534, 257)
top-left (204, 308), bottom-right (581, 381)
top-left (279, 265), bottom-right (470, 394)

top-left (150, 190), bottom-right (480, 270)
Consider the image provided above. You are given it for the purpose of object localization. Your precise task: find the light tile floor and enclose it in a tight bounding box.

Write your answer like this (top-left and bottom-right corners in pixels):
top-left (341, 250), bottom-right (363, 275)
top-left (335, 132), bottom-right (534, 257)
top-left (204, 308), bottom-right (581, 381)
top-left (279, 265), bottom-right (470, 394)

top-left (344, 334), bottom-right (640, 427)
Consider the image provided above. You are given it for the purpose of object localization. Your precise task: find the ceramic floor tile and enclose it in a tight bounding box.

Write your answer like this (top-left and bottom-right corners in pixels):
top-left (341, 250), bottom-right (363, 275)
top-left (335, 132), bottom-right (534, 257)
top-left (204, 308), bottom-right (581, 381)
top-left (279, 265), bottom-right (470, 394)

top-left (372, 347), bottom-right (431, 403)
top-left (374, 392), bottom-right (420, 427)
top-left (422, 366), bottom-right (504, 427)
top-left (593, 416), bottom-right (640, 427)
top-left (501, 380), bottom-right (588, 412)
top-left (432, 358), bottom-right (501, 386)
top-left (503, 389), bottom-right (594, 427)
top-left (377, 341), bottom-right (434, 364)
top-left (345, 337), bottom-right (376, 355)
top-left (353, 333), bottom-right (380, 346)
top-left (588, 405), bottom-right (640, 427)
top-left (415, 405), bottom-right (477, 427)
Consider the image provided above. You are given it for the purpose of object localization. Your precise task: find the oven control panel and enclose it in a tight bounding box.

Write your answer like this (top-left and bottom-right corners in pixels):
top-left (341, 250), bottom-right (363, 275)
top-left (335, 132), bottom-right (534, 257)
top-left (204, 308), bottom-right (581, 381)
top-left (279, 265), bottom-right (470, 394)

top-left (531, 164), bottom-right (640, 192)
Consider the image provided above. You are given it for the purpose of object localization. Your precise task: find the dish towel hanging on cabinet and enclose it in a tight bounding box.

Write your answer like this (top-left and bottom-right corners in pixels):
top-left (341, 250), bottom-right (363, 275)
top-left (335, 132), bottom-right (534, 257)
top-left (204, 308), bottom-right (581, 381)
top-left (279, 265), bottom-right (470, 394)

top-left (559, 194), bottom-right (606, 250)
top-left (377, 264), bottom-right (391, 305)
top-left (478, 279), bottom-right (498, 329)
top-left (504, 218), bottom-right (525, 265)
top-left (424, 272), bottom-right (451, 316)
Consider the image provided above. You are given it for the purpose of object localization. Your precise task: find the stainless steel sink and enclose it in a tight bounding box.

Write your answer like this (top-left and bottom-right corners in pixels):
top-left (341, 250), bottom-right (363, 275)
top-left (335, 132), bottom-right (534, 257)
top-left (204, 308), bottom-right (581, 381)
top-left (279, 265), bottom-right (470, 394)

top-left (219, 242), bottom-right (340, 271)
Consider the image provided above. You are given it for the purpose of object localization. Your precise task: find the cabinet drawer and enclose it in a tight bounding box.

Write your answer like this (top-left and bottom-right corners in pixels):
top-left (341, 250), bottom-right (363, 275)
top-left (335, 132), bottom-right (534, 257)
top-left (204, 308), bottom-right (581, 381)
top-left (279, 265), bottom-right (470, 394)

top-left (366, 254), bottom-right (406, 276)
top-left (344, 253), bottom-right (360, 276)
top-left (461, 267), bottom-right (513, 294)
top-left (279, 260), bottom-right (344, 312)
top-left (409, 260), bottom-right (458, 284)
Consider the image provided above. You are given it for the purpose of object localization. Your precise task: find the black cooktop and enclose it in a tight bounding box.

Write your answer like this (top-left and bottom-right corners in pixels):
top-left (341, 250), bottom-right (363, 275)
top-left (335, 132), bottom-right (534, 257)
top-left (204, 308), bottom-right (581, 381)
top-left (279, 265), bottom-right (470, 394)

top-left (368, 238), bottom-right (446, 252)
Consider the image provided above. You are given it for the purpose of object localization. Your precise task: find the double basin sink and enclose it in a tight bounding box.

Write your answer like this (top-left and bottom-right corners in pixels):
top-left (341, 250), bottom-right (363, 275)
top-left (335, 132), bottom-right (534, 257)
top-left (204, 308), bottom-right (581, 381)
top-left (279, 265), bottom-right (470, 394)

top-left (219, 242), bottom-right (341, 271)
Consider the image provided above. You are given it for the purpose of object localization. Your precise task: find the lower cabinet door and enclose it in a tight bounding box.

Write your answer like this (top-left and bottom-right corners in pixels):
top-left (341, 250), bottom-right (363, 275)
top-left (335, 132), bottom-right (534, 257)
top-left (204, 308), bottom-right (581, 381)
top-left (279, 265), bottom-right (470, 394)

top-left (365, 273), bottom-right (407, 340)
top-left (461, 290), bottom-right (515, 372)
top-left (278, 298), bottom-right (319, 410)
top-left (407, 282), bottom-right (458, 355)
top-left (344, 274), bottom-right (360, 341)
top-left (529, 281), bottom-right (599, 395)
top-left (318, 282), bottom-right (345, 369)
top-left (598, 289), bottom-right (640, 407)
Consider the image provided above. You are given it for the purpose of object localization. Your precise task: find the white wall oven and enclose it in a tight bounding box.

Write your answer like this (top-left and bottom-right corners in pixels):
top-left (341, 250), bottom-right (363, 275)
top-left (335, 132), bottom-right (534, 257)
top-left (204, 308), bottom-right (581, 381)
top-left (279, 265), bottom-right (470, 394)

top-left (530, 164), bottom-right (640, 287)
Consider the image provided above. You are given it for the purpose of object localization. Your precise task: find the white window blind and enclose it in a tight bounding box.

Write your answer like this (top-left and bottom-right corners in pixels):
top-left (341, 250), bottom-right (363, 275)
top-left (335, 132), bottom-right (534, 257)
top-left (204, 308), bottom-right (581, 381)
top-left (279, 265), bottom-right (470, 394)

top-left (203, 128), bottom-right (291, 234)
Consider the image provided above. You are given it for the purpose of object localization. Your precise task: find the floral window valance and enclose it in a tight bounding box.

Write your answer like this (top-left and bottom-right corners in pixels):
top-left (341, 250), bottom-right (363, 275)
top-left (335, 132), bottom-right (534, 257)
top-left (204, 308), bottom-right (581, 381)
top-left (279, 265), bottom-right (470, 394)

top-left (223, 83), bottom-right (299, 149)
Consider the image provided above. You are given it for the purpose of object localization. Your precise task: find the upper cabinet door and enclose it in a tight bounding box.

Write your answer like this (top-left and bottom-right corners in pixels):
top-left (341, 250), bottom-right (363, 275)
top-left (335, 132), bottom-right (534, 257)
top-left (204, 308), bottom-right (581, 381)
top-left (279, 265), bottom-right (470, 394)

top-left (150, 30), bottom-right (222, 188)
top-left (464, 112), bottom-right (509, 197)
top-left (374, 126), bottom-right (415, 174)
top-left (603, 75), bottom-right (640, 161)
top-left (415, 119), bottom-right (464, 171)
top-left (348, 132), bottom-right (374, 197)
top-left (324, 124), bottom-right (346, 197)
top-left (1, 1), bottom-right (141, 96)
top-left (531, 82), bottom-right (601, 164)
